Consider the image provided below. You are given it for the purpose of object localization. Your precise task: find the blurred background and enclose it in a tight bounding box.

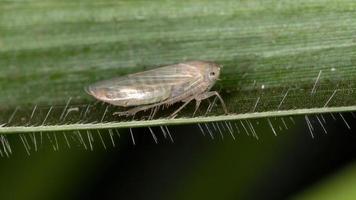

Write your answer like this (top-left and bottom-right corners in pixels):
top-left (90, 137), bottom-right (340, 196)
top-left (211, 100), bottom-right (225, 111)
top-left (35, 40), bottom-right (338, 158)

top-left (1, 114), bottom-right (356, 200)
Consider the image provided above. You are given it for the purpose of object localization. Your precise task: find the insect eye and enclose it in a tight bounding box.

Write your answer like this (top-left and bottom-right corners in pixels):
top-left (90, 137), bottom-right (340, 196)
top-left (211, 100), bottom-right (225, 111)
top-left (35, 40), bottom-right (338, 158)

top-left (210, 72), bottom-right (215, 76)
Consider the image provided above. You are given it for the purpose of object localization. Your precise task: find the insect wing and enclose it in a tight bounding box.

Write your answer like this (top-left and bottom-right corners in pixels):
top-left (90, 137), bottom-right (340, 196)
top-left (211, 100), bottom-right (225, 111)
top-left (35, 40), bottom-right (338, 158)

top-left (87, 63), bottom-right (202, 106)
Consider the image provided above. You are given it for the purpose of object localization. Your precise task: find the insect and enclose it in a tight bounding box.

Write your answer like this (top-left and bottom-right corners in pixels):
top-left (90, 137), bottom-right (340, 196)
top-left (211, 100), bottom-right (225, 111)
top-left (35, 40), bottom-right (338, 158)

top-left (85, 61), bottom-right (228, 118)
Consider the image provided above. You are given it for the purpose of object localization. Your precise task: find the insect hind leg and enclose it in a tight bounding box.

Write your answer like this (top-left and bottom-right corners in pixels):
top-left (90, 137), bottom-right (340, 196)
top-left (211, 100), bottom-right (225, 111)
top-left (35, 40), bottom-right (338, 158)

top-left (148, 105), bottom-right (160, 120)
top-left (113, 103), bottom-right (160, 117)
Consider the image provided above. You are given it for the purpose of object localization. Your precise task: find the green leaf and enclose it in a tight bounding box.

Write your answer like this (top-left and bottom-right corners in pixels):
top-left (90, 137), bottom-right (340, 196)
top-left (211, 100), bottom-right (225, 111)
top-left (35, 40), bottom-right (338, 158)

top-left (1, 0), bottom-right (356, 133)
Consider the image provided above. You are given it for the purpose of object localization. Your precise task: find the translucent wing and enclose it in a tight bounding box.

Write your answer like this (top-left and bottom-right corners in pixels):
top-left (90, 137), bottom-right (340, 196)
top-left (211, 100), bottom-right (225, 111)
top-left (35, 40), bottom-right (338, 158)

top-left (86, 63), bottom-right (203, 106)
top-left (103, 63), bottom-right (200, 86)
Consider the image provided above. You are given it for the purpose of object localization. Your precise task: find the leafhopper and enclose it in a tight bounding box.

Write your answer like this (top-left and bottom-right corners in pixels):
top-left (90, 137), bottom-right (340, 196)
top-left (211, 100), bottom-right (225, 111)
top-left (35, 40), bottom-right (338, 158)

top-left (85, 61), bottom-right (227, 118)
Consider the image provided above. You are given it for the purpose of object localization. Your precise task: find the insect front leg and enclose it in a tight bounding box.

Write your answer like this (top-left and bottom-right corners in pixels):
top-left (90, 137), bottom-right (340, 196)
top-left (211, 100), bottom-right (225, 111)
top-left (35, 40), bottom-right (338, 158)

top-left (194, 91), bottom-right (228, 114)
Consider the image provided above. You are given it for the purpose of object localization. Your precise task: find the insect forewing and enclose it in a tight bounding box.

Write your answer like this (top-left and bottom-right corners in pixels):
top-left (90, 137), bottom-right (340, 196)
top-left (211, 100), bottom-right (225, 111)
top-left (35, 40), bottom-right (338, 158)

top-left (87, 63), bottom-right (203, 106)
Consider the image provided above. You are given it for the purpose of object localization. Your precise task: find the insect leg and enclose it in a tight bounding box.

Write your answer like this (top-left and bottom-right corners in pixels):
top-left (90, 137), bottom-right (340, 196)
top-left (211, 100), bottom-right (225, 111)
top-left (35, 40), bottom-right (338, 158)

top-left (205, 96), bottom-right (218, 115)
top-left (149, 105), bottom-right (160, 120)
top-left (148, 106), bottom-right (155, 119)
top-left (192, 100), bottom-right (201, 117)
top-left (195, 91), bottom-right (228, 114)
top-left (113, 103), bottom-right (162, 117)
top-left (169, 97), bottom-right (195, 118)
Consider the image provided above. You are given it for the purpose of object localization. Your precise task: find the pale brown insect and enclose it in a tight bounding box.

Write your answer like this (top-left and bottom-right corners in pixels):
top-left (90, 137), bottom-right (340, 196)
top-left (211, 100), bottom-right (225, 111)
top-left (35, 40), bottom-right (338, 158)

top-left (85, 61), bottom-right (228, 118)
